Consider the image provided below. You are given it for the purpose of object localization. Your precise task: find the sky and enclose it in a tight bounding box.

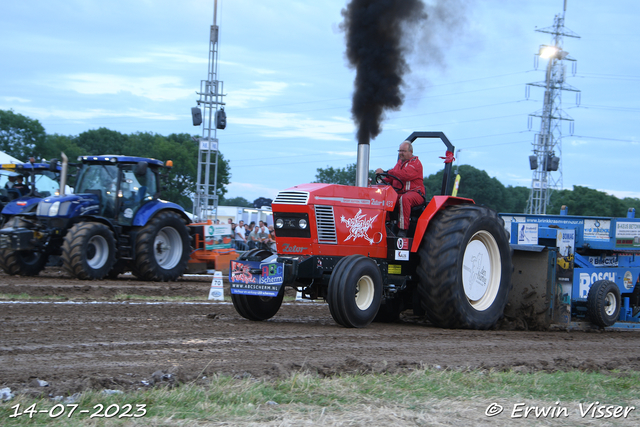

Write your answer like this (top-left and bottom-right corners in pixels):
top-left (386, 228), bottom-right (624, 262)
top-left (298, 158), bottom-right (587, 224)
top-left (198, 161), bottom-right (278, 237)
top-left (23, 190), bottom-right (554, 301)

top-left (1, 0), bottom-right (639, 208)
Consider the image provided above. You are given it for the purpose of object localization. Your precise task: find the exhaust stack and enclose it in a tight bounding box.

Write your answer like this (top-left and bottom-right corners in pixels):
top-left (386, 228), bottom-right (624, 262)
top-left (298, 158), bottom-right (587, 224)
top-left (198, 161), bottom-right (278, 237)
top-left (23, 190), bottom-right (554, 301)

top-left (59, 152), bottom-right (68, 196)
top-left (355, 143), bottom-right (370, 187)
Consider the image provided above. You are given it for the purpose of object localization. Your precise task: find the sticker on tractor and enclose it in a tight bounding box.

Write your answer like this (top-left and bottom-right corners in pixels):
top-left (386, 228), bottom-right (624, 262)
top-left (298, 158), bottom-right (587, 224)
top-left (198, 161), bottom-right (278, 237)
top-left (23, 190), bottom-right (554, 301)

top-left (462, 241), bottom-right (490, 301)
top-left (340, 209), bottom-right (378, 244)
top-left (388, 264), bottom-right (402, 274)
top-left (229, 260), bottom-right (283, 297)
top-left (396, 238), bottom-right (409, 250)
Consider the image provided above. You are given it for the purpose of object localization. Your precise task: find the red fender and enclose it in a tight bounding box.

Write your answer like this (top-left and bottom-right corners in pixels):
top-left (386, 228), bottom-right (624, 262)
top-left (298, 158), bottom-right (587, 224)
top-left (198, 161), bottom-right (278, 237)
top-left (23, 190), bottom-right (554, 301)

top-left (410, 195), bottom-right (474, 252)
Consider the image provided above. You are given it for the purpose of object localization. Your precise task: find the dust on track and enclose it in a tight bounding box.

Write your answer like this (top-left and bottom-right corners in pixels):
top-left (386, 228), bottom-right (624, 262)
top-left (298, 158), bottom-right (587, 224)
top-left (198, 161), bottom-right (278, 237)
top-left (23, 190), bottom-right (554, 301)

top-left (2, 268), bottom-right (640, 397)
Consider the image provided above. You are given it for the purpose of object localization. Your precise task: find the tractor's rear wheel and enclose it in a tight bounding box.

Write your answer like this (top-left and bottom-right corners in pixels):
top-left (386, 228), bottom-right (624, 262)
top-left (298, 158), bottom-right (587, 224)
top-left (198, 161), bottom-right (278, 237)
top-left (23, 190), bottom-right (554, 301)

top-left (327, 254), bottom-right (382, 328)
top-left (231, 249), bottom-right (284, 321)
top-left (0, 218), bottom-right (48, 276)
top-left (416, 204), bottom-right (512, 329)
top-left (61, 222), bottom-right (116, 280)
top-left (132, 211), bottom-right (191, 281)
top-left (587, 280), bottom-right (621, 327)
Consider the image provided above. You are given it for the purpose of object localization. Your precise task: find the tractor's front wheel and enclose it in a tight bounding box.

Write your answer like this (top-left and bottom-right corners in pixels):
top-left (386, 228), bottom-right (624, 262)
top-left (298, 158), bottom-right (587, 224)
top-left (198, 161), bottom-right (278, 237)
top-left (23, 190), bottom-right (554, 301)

top-left (132, 211), bottom-right (191, 281)
top-left (327, 254), bottom-right (382, 328)
top-left (0, 250), bottom-right (48, 276)
top-left (416, 204), bottom-right (512, 329)
top-left (231, 249), bottom-right (284, 321)
top-left (0, 218), bottom-right (49, 276)
top-left (62, 222), bottom-right (116, 280)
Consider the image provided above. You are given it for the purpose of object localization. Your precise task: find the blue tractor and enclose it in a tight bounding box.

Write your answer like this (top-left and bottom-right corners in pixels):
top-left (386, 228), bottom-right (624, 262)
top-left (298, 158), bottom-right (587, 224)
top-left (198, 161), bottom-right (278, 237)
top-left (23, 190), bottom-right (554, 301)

top-left (0, 155), bottom-right (191, 280)
top-left (0, 161), bottom-right (62, 225)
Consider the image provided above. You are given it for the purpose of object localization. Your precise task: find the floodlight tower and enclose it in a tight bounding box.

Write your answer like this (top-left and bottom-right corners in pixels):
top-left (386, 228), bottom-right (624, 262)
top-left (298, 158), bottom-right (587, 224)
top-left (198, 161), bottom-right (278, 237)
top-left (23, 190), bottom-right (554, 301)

top-left (525, 0), bottom-right (580, 215)
top-left (192, 0), bottom-right (226, 221)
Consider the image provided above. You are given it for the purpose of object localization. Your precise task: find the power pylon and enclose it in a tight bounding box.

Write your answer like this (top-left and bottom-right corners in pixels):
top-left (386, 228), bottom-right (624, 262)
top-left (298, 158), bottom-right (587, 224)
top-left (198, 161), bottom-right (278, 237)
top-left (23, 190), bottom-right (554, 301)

top-left (192, 0), bottom-right (226, 221)
top-left (525, 0), bottom-right (580, 215)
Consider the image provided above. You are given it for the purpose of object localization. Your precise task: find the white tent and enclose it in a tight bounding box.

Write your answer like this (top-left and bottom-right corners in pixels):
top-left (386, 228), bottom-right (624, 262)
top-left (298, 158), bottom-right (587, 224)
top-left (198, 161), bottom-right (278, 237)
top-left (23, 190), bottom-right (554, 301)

top-left (0, 151), bottom-right (21, 164)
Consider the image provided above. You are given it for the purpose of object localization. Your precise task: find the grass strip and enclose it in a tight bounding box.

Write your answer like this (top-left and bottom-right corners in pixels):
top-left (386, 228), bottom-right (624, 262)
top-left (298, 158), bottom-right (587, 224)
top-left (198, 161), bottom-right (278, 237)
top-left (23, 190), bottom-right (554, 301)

top-left (2, 368), bottom-right (639, 426)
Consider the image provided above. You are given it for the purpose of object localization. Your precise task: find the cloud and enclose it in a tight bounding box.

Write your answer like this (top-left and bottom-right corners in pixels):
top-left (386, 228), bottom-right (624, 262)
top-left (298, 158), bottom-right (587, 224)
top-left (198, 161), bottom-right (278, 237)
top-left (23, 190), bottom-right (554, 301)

top-left (570, 139), bottom-right (588, 146)
top-left (225, 81), bottom-right (289, 108)
top-left (232, 112), bottom-right (353, 141)
top-left (326, 150), bottom-right (357, 157)
top-left (1, 96), bottom-right (30, 104)
top-left (2, 105), bottom-right (181, 122)
top-left (59, 73), bottom-right (191, 102)
top-left (218, 60), bottom-right (276, 76)
top-left (111, 49), bottom-right (208, 66)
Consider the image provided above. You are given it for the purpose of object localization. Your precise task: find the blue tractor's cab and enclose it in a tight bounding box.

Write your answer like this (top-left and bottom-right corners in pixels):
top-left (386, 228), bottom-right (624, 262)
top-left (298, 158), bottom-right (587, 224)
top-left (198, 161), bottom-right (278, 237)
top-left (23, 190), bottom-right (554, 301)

top-left (0, 155), bottom-right (191, 280)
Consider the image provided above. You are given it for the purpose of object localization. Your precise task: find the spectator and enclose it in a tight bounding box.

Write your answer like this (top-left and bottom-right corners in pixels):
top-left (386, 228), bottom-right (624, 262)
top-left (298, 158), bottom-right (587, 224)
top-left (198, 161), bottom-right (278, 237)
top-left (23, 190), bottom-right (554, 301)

top-left (258, 222), bottom-right (270, 243)
top-left (248, 226), bottom-right (260, 250)
top-left (246, 221), bottom-right (255, 241)
top-left (234, 220), bottom-right (248, 250)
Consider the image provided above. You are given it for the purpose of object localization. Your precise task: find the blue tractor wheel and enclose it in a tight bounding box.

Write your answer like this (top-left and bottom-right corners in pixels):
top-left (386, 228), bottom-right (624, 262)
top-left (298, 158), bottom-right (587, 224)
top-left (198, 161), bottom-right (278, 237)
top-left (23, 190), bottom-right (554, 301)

top-left (61, 222), bottom-right (116, 280)
top-left (131, 211), bottom-right (190, 281)
top-left (0, 218), bottom-right (48, 276)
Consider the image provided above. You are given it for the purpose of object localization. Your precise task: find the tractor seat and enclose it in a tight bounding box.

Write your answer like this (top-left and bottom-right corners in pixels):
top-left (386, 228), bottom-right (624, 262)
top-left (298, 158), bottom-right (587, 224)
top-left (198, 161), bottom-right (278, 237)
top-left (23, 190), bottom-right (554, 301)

top-left (410, 197), bottom-right (429, 220)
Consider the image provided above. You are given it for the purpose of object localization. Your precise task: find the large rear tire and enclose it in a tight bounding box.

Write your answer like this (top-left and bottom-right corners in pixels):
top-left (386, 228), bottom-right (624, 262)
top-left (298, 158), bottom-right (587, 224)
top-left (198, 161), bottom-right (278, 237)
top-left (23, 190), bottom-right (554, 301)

top-left (132, 211), bottom-right (191, 281)
top-left (416, 204), bottom-right (512, 329)
top-left (327, 254), bottom-right (382, 328)
top-left (0, 218), bottom-right (48, 276)
top-left (231, 249), bottom-right (284, 321)
top-left (587, 280), bottom-right (621, 327)
top-left (61, 222), bottom-right (116, 280)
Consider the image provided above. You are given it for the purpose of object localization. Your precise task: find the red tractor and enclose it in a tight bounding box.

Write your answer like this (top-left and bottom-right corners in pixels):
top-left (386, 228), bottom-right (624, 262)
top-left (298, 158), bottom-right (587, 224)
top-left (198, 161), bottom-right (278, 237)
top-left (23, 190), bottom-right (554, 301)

top-left (229, 132), bottom-right (512, 329)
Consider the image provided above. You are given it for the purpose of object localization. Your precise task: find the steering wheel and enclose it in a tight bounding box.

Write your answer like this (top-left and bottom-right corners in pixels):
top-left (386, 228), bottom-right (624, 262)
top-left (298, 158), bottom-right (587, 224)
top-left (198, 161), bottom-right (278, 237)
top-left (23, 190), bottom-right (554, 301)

top-left (374, 172), bottom-right (403, 192)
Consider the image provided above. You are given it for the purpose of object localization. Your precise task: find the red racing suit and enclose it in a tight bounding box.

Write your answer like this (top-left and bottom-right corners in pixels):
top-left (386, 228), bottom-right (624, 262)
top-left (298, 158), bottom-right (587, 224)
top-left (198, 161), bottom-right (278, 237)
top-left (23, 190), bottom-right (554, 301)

top-left (384, 156), bottom-right (425, 230)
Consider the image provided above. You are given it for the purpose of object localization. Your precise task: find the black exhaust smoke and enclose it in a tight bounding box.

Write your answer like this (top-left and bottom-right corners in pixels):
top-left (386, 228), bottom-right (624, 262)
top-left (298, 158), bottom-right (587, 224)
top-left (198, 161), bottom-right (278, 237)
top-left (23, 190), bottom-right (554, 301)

top-left (341, 0), bottom-right (427, 146)
top-left (341, 0), bottom-right (469, 186)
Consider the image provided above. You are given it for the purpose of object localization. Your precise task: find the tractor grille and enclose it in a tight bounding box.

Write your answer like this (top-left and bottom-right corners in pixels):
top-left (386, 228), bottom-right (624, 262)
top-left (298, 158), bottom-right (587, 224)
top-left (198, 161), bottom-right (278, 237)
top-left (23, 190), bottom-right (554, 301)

top-left (37, 202), bottom-right (52, 216)
top-left (274, 191), bottom-right (310, 205)
top-left (315, 205), bottom-right (337, 244)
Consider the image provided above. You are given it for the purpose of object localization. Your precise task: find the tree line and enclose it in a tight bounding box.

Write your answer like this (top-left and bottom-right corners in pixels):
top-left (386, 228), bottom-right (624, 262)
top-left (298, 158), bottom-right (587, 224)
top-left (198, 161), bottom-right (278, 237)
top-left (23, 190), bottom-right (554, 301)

top-left (3, 109), bottom-right (638, 217)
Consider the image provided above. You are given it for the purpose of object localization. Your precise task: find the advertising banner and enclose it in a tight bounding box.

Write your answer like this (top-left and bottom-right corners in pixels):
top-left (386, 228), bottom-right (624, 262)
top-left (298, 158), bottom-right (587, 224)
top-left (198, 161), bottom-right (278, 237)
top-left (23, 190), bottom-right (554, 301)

top-left (205, 224), bottom-right (233, 250)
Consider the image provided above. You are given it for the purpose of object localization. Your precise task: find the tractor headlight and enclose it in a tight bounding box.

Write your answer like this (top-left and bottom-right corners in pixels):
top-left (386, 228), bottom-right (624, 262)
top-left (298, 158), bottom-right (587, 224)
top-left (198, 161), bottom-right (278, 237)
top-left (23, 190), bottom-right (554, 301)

top-left (49, 201), bottom-right (60, 216)
top-left (275, 218), bottom-right (284, 229)
top-left (298, 218), bottom-right (308, 229)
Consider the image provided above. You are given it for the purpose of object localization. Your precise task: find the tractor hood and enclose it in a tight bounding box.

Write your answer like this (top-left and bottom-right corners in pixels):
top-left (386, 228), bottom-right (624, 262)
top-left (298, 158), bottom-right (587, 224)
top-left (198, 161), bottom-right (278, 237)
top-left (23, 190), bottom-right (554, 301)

top-left (271, 183), bottom-right (398, 258)
top-left (36, 193), bottom-right (100, 218)
top-left (1, 197), bottom-right (42, 216)
top-left (272, 183), bottom-right (398, 210)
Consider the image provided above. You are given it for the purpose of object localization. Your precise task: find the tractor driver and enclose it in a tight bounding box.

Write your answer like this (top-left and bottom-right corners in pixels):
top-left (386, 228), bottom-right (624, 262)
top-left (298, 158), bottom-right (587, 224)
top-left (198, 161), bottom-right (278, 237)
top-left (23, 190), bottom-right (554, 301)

top-left (375, 141), bottom-right (425, 237)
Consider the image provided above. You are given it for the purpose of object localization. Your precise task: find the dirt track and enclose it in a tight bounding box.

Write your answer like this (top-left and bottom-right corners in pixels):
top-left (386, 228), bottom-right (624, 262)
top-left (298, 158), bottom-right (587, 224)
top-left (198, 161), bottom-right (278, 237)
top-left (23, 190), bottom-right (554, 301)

top-left (2, 268), bottom-right (640, 398)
